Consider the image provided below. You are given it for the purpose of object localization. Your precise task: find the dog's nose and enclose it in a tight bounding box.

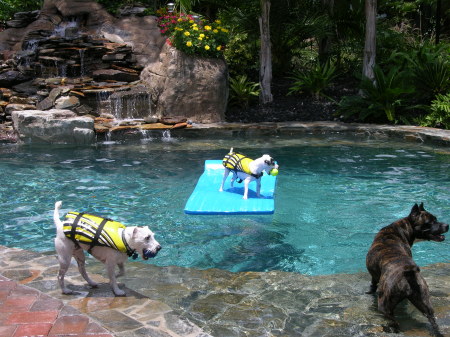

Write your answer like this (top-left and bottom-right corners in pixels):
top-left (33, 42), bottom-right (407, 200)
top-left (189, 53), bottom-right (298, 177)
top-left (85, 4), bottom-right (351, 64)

top-left (156, 245), bottom-right (162, 251)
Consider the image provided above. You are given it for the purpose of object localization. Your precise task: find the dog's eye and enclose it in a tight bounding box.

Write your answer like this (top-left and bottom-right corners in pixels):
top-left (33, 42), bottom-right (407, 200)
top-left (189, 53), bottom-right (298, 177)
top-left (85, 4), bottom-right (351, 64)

top-left (145, 235), bottom-right (151, 241)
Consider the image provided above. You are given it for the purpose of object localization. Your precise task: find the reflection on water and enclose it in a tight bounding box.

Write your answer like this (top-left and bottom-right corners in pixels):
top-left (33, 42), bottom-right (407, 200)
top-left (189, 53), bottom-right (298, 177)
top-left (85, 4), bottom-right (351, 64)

top-left (0, 134), bottom-right (449, 275)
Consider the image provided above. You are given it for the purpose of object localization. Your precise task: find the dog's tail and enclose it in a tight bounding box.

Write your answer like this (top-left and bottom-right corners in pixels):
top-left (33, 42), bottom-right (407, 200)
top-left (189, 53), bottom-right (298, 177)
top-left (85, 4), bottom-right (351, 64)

top-left (54, 201), bottom-right (64, 234)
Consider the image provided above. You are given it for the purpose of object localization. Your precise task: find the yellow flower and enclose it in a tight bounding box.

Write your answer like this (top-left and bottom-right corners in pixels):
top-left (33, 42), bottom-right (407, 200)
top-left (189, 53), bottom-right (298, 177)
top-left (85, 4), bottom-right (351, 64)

top-left (193, 26), bottom-right (199, 31)
top-left (216, 46), bottom-right (222, 51)
top-left (221, 28), bottom-right (229, 33)
top-left (177, 18), bottom-right (183, 22)
top-left (198, 37), bottom-right (203, 41)
top-left (213, 29), bottom-right (218, 33)
top-left (205, 45), bottom-right (210, 50)
top-left (199, 33), bottom-right (205, 38)
top-left (215, 20), bottom-right (221, 24)
top-left (189, 20), bottom-right (194, 23)
top-left (186, 41), bottom-right (193, 47)
top-left (204, 25), bottom-right (212, 31)
top-left (184, 31), bottom-right (190, 36)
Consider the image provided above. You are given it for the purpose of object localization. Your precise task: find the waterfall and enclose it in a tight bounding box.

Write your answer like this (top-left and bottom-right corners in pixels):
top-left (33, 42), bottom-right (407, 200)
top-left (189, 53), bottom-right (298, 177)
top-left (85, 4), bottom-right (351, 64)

top-left (52, 18), bottom-right (80, 38)
top-left (78, 49), bottom-right (86, 77)
top-left (140, 129), bottom-right (153, 142)
top-left (162, 129), bottom-right (172, 141)
top-left (109, 89), bottom-right (152, 120)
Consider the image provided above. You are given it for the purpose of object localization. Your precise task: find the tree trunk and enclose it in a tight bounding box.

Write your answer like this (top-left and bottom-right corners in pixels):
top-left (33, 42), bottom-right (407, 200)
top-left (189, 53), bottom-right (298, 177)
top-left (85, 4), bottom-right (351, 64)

top-left (436, 0), bottom-right (441, 44)
top-left (259, 0), bottom-right (273, 104)
top-left (319, 0), bottom-right (334, 64)
top-left (362, 0), bottom-right (377, 81)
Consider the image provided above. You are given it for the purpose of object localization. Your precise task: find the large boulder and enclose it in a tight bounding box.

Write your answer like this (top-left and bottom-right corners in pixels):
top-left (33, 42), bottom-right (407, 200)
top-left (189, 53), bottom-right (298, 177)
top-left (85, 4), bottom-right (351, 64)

top-left (12, 109), bottom-right (94, 144)
top-left (141, 44), bottom-right (228, 123)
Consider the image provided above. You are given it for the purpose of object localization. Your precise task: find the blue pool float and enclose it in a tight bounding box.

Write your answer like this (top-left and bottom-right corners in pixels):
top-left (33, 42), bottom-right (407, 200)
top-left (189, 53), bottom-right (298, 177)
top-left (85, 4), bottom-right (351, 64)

top-left (184, 160), bottom-right (277, 215)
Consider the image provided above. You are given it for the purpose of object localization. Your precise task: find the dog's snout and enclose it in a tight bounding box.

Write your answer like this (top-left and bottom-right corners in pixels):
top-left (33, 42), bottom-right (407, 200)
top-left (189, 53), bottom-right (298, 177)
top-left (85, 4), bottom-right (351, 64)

top-left (442, 223), bottom-right (449, 233)
top-left (156, 244), bottom-right (162, 252)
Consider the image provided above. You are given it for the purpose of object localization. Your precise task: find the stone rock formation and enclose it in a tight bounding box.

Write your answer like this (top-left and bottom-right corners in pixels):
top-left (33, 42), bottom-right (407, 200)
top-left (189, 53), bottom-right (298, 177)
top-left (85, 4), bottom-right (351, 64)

top-left (141, 44), bottom-right (228, 123)
top-left (12, 109), bottom-right (94, 144)
top-left (0, 0), bottom-right (228, 143)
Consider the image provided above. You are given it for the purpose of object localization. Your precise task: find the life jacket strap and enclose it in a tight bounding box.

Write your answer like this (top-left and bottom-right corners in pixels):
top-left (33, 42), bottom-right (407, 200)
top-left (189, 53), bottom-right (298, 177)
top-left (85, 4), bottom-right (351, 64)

top-left (69, 212), bottom-right (85, 248)
top-left (87, 217), bottom-right (109, 255)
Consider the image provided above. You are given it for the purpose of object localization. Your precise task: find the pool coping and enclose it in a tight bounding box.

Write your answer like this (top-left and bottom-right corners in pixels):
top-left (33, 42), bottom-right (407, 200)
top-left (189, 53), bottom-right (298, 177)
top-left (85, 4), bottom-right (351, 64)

top-left (2, 121), bottom-right (450, 146)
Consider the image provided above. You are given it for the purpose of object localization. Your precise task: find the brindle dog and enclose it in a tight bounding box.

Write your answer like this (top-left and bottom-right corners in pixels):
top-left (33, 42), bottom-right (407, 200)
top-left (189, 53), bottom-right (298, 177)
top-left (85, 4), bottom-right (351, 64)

top-left (366, 203), bottom-right (448, 336)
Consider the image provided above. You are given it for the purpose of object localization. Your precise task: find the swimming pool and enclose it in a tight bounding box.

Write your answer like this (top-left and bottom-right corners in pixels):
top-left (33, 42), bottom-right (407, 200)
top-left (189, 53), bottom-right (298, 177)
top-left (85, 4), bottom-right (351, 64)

top-left (1, 133), bottom-right (449, 275)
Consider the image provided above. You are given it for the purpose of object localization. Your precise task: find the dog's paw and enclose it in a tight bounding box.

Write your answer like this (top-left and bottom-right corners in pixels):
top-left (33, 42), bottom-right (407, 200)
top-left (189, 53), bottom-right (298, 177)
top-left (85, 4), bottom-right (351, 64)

top-left (88, 282), bottom-right (99, 288)
top-left (62, 288), bottom-right (74, 295)
top-left (113, 289), bottom-right (126, 297)
top-left (55, 200), bottom-right (62, 209)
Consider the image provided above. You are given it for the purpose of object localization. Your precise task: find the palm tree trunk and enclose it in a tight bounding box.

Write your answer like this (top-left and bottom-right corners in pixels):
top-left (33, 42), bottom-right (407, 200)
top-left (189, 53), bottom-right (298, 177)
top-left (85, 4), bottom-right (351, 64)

top-left (259, 0), bottom-right (273, 104)
top-left (362, 0), bottom-right (377, 82)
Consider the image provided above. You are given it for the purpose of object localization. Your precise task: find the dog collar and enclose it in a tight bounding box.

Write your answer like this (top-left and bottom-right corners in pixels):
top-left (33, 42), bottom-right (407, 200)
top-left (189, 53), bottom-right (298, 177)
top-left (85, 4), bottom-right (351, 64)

top-left (121, 230), bottom-right (138, 260)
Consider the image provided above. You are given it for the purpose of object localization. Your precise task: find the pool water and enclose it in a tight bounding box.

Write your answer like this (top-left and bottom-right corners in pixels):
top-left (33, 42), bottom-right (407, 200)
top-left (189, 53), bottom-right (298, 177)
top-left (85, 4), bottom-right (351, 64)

top-left (0, 134), bottom-right (449, 275)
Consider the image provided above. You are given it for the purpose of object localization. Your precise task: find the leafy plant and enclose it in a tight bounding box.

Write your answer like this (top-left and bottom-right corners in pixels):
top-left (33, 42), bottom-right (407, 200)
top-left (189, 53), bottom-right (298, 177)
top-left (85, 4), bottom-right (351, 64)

top-left (396, 44), bottom-right (450, 100)
top-left (156, 11), bottom-right (229, 58)
top-left (0, 0), bottom-right (42, 22)
top-left (338, 65), bottom-right (413, 123)
top-left (416, 93), bottom-right (450, 129)
top-left (288, 60), bottom-right (337, 100)
top-left (228, 74), bottom-right (260, 108)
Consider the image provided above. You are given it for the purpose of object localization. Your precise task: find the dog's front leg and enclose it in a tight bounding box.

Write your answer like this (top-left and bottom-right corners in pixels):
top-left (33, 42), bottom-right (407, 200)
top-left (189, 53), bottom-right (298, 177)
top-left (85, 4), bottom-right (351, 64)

top-left (256, 178), bottom-right (261, 197)
top-left (243, 178), bottom-right (250, 199)
top-left (116, 262), bottom-right (125, 278)
top-left (220, 169), bottom-right (230, 192)
top-left (106, 260), bottom-right (125, 296)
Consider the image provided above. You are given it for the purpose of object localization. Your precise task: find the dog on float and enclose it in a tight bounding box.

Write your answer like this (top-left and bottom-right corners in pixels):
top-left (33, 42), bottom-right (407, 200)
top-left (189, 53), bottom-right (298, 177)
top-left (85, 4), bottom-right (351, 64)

top-left (366, 203), bottom-right (448, 336)
top-left (219, 147), bottom-right (278, 199)
top-left (53, 201), bottom-right (161, 296)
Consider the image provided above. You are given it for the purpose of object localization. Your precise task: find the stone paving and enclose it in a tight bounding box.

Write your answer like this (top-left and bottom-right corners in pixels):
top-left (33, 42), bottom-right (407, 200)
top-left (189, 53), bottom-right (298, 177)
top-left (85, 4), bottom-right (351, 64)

top-left (1, 245), bottom-right (449, 337)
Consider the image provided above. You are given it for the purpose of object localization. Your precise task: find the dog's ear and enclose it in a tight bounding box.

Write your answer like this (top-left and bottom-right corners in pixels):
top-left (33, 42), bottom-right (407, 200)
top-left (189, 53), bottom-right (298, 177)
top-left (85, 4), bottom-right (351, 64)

top-left (411, 203), bottom-right (421, 216)
top-left (419, 202), bottom-right (425, 211)
top-left (132, 227), bottom-right (138, 237)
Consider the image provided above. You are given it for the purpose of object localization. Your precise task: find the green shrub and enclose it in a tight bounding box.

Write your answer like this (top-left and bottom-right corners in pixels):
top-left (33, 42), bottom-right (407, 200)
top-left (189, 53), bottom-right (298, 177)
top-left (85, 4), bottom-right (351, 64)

top-left (156, 10), bottom-right (229, 58)
top-left (416, 93), bottom-right (450, 129)
top-left (397, 44), bottom-right (450, 101)
top-left (228, 75), bottom-right (260, 108)
top-left (338, 65), bottom-right (413, 123)
top-left (288, 60), bottom-right (337, 100)
top-left (0, 0), bottom-right (42, 22)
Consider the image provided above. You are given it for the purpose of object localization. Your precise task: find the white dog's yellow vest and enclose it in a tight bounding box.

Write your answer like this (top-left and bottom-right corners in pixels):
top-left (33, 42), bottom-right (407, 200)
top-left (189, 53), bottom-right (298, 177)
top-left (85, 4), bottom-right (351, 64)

top-left (63, 212), bottom-right (134, 256)
top-left (222, 152), bottom-right (262, 178)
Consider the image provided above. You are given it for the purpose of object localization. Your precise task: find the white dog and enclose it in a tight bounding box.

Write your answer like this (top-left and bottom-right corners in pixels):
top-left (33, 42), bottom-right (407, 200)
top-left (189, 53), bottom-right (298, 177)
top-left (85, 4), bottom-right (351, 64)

top-left (53, 201), bottom-right (161, 296)
top-left (219, 148), bottom-right (278, 199)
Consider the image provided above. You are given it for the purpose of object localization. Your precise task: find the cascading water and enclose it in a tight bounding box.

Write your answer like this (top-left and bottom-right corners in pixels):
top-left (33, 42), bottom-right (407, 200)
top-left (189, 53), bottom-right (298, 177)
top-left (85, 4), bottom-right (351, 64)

top-left (109, 88), bottom-right (152, 120)
top-left (78, 49), bottom-right (86, 77)
top-left (52, 18), bottom-right (80, 38)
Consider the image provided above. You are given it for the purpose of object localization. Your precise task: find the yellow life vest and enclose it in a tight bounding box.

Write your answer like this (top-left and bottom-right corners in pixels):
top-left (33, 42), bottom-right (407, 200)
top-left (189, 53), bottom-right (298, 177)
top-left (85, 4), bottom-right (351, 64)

top-left (222, 152), bottom-right (262, 178)
top-left (63, 212), bottom-right (135, 257)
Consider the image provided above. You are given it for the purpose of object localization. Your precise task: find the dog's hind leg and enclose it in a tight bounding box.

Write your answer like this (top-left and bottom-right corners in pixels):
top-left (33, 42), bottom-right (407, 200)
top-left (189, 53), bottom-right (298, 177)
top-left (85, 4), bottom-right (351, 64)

top-left (73, 248), bottom-right (98, 288)
top-left (55, 239), bottom-right (74, 295)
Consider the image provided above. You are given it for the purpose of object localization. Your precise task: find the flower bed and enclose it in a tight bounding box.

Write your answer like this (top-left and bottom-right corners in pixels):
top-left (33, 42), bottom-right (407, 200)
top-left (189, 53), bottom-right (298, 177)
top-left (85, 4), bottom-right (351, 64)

top-left (156, 9), bottom-right (229, 58)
